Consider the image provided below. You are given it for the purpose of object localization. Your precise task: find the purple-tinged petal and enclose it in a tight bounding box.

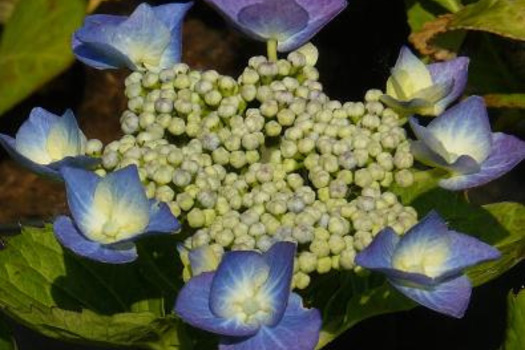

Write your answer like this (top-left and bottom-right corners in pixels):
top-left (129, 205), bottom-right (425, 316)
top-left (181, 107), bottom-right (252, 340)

top-left (439, 132), bottom-right (525, 190)
top-left (205, 0), bottom-right (346, 52)
top-left (409, 117), bottom-right (452, 162)
top-left (261, 242), bottom-right (295, 326)
top-left (53, 216), bottom-right (137, 264)
top-left (237, 0), bottom-right (309, 42)
top-left (410, 140), bottom-right (452, 169)
top-left (175, 272), bottom-right (260, 337)
top-left (391, 211), bottom-right (451, 279)
top-left (60, 167), bottom-right (100, 234)
top-left (145, 200), bottom-right (181, 233)
top-left (439, 231), bottom-right (501, 279)
top-left (390, 274), bottom-right (472, 318)
top-left (355, 227), bottom-right (399, 270)
top-left (427, 96), bottom-right (492, 164)
top-left (220, 293), bottom-right (322, 350)
top-left (428, 57), bottom-right (469, 112)
top-left (0, 134), bottom-right (61, 180)
top-left (277, 0), bottom-right (348, 52)
top-left (210, 251), bottom-right (270, 322)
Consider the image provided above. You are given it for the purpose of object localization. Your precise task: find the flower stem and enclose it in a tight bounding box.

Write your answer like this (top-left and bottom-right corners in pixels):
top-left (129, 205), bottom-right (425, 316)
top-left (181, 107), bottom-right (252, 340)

top-left (267, 39), bottom-right (278, 62)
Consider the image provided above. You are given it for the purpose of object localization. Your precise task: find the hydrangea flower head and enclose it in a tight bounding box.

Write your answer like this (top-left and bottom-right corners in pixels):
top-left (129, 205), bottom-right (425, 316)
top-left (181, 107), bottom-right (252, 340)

top-left (381, 46), bottom-right (469, 116)
top-left (0, 107), bottom-right (98, 180)
top-left (53, 166), bottom-right (180, 263)
top-left (410, 96), bottom-right (525, 190)
top-left (73, 2), bottom-right (193, 71)
top-left (175, 242), bottom-right (322, 349)
top-left (356, 211), bottom-right (501, 318)
top-left (204, 0), bottom-right (347, 52)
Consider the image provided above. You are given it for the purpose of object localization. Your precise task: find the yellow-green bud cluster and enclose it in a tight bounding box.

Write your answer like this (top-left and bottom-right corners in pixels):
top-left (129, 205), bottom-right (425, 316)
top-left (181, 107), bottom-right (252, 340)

top-left (98, 46), bottom-right (419, 290)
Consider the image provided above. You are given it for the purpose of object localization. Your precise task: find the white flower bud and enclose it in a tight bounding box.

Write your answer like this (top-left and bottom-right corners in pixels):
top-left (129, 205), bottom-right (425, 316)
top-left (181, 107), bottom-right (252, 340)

top-left (298, 252), bottom-right (317, 273)
top-left (395, 169), bottom-right (414, 187)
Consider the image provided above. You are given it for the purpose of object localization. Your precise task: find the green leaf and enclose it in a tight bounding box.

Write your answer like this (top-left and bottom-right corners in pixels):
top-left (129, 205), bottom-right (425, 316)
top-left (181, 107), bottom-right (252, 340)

top-left (504, 288), bottom-right (525, 350)
top-left (0, 225), bottom-right (190, 350)
top-left (449, 0), bottom-right (525, 41)
top-left (0, 0), bottom-right (85, 116)
top-left (404, 0), bottom-right (445, 32)
top-left (313, 274), bottom-right (414, 349)
top-left (484, 94), bottom-right (525, 109)
top-left (0, 316), bottom-right (16, 350)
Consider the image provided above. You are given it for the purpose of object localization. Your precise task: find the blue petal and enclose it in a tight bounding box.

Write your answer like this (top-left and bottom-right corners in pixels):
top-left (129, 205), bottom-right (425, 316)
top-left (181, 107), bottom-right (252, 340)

top-left (219, 293), bottom-right (322, 350)
top-left (439, 132), bottom-right (525, 190)
top-left (175, 272), bottom-right (260, 337)
top-left (278, 0), bottom-right (347, 52)
top-left (113, 4), bottom-right (171, 70)
top-left (60, 166), bottom-right (100, 234)
top-left (261, 242), bottom-right (295, 326)
top-left (145, 199), bottom-right (181, 233)
top-left (152, 2), bottom-right (193, 30)
top-left (152, 2), bottom-right (193, 68)
top-left (428, 57), bottom-right (469, 113)
top-left (53, 216), bottom-right (138, 264)
top-left (390, 274), bottom-right (472, 318)
top-left (427, 96), bottom-right (493, 165)
top-left (355, 227), bottom-right (399, 270)
top-left (15, 107), bottom-right (57, 164)
top-left (74, 4), bottom-right (174, 70)
top-left (73, 14), bottom-right (134, 70)
top-left (48, 155), bottom-right (100, 172)
top-left (440, 231), bottom-right (501, 279)
top-left (0, 134), bottom-right (61, 180)
top-left (210, 251), bottom-right (270, 323)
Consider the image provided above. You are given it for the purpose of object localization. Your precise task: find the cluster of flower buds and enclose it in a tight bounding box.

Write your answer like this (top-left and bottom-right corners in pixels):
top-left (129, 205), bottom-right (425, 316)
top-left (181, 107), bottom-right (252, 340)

top-left (98, 46), bottom-right (418, 289)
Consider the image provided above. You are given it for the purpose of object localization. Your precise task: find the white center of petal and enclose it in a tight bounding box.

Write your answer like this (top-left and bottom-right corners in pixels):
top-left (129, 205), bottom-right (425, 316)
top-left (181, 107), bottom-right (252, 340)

top-left (392, 241), bottom-right (449, 278)
top-left (83, 180), bottom-right (149, 244)
top-left (46, 123), bottom-right (81, 162)
top-left (221, 270), bottom-right (274, 327)
top-left (386, 66), bottom-right (433, 101)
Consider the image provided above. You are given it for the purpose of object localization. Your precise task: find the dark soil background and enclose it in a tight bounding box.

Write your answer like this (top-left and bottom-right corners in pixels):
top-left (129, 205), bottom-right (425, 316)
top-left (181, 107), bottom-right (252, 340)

top-left (0, 0), bottom-right (524, 349)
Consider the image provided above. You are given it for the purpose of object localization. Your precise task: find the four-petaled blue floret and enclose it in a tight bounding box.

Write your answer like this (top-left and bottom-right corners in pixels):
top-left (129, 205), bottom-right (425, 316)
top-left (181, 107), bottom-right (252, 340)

top-left (175, 242), bottom-right (322, 350)
top-left (410, 96), bottom-right (525, 190)
top-left (203, 0), bottom-right (347, 52)
top-left (53, 165), bottom-right (180, 263)
top-left (355, 211), bottom-right (501, 318)
top-left (381, 46), bottom-right (469, 117)
top-left (0, 107), bottom-right (98, 181)
top-left (73, 2), bottom-right (193, 71)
